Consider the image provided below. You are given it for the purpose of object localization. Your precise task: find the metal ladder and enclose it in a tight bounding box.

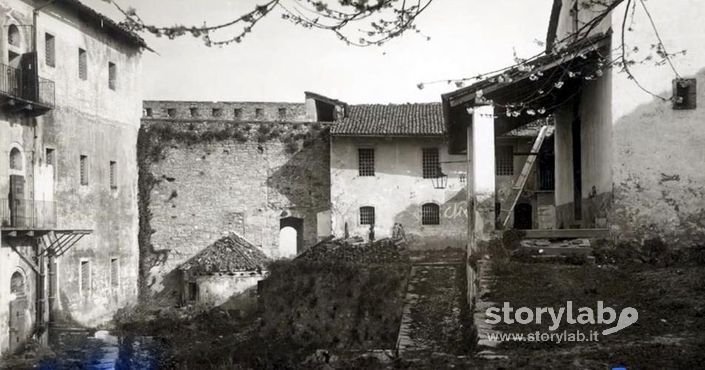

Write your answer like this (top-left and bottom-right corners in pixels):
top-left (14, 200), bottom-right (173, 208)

top-left (498, 125), bottom-right (550, 228)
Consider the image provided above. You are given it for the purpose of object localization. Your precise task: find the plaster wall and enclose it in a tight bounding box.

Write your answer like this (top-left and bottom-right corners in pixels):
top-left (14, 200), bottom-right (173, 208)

top-left (330, 136), bottom-right (467, 250)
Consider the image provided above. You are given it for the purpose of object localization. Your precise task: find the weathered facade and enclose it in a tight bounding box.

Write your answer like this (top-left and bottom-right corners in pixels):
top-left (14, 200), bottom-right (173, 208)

top-left (329, 104), bottom-right (549, 250)
top-left (0, 0), bottom-right (144, 354)
top-left (140, 96), bottom-right (331, 304)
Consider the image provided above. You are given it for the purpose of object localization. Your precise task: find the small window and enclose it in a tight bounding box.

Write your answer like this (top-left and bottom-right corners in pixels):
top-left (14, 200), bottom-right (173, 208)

top-left (80, 260), bottom-right (91, 296)
top-left (422, 148), bottom-right (440, 178)
top-left (167, 108), bottom-right (176, 118)
top-left (360, 206), bottom-right (375, 225)
top-left (255, 108), bottom-right (263, 119)
top-left (234, 108), bottom-right (242, 119)
top-left (109, 161), bottom-right (117, 189)
top-left (110, 258), bottom-right (119, 288)
top-left (8, 25), bottom-right (20, 47)
top-left (9, 148), bottom-right (22, 170)
top-left (80, 155), bottom-right (88, 185)
top-left (422, 203), bottom-right (440, 225)
top-left (108, 62), bottom-right (117, 90)
top-left (144, 108), bottom-right (153, 117)
top-left (278, 108), bottom-right (287, 120)
top-left (673, 78), bottom-right (696, 110)
top-left (459, 173), bottom-right (466, 183)
top-left (189, 107), bottom-right (199, 117)
top-left (212, 108), bottom-right (222, 117)
top-left (358, 148), bottom-right (375, 176)
top-left (496, 145), bottom-right (514, 176)
top-left (78, 48), bottom-right (87, 80)
top-left (45, 148), bottom-right (55, 166)
top-left (45, 33), bottom-right (55, 67)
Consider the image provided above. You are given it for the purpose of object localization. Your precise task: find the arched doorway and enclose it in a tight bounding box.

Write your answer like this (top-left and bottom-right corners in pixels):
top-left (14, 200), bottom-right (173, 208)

top-left (279, 217), bottom-right (303, 257)
top-left (8, 148), bottom-right (26, 227)
top-left (514, 203), bottom-right (533, 230)
top-left (9, 271), bottom-right (28, 353)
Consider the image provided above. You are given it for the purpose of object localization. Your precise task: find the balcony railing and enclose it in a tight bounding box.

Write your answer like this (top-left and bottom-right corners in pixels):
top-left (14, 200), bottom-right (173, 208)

top-left (0, 198), bottom-right (56, 229)
top-left (0, 62), bottom-right (55, 109)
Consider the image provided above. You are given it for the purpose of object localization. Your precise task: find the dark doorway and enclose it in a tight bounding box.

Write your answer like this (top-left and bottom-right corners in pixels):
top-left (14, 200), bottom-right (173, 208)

top-left (514, 203), bottom-right (533, 230)
top-left (9, 271), bottom-right (27, 353)
top-left (280, 217), bottom-right (304, 256)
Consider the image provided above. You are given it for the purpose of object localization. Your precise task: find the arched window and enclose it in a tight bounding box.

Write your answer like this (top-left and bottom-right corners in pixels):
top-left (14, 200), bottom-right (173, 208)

top-left (10, 271), bottom-right (25, 296)
top-left (9, 147), bottom-right (22, 170)
top-left (421, 203), bottom-right (440, 225)
top-left (8, 25), bottom-right (20, 47)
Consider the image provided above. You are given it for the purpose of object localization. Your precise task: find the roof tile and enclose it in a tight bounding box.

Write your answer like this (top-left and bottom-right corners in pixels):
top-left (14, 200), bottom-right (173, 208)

top-left (330, 103), bottom-right (445, 136)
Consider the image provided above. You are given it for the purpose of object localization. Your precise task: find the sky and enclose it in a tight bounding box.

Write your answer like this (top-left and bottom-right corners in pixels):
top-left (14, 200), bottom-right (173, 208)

top-left (84, 0), bottom-right (553, 104)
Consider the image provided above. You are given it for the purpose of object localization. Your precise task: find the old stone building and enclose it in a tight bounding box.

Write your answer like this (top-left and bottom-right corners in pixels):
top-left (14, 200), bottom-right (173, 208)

top-left (0, 0), bottom-right (145, 354)
top-left (140, 94), bottom-right (332, 304)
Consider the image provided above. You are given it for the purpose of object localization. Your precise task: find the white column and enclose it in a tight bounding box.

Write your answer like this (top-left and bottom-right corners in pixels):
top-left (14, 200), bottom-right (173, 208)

top-left (470, 105), bottom-right (496, 247)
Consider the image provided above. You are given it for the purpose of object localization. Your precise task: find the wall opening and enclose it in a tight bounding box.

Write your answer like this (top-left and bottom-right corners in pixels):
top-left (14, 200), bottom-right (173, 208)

top-left (513, 203), bottom-right (533, 230)
top-left (280, 217), bottom-right (304, 257)
top-left (9, 270), bottom-right (27, 353)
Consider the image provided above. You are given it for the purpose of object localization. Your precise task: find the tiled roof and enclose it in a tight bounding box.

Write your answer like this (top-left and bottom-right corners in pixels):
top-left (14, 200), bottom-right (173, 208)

top-left (330, 103), bottom-right (445, 137)
top-left (179, 233), bottom-right (269, 275)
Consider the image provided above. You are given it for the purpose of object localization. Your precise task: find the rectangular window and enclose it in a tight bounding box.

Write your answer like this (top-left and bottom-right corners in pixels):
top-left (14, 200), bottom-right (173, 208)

top-left (359, 206), bottom-right (375, 225)
top-left (186, 282), bottom-right (198, 301)
top-left (278, 107), bottom-right (286, 120)
top-left (45, 148), bottom-right (55, 166)
top-left (144, 108), bottom-right (153, 117)
top-left (45, 33), bottom-right (55, 67)
top-left (234, 108), bottom-right (242, 119)
top-left (358, 148), bottom-right (375, 176)
top-left (496, 145), bottom-right (514, 176)
top-left (212, 108), bottom-right (222, 117)
top-left (78, 48), bottom-right (87, 80)
top-left (109, 161), bottom-right (117, 189)
top-left (190, 107), bottom-right (199, 117)
top-left (673, 78), bottom-right (697, 110)
top-left (80, 260), bottom-right (91, 296)
top-left (421, 203), bottom-right (440, 225)
top-left (255, 108), bottom-right (263, 119)
top-left (110, 258), bottom-right (119, 288)
top-left (167, 108), bottom-right (176, 118)
top-left (79, 155), bottom-right (88, 185)
top-left (108, 62), bottom-right (117, 90)
top-left (422, 148), bottom-right (440, 178)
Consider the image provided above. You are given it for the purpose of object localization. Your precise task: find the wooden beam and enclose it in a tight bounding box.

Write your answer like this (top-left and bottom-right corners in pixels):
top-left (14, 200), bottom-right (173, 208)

top-left (9, 244), bottom-right (42, 276)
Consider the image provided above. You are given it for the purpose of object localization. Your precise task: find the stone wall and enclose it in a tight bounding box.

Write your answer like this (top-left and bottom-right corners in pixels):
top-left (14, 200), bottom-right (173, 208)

top-left (139, 119), bottom-right (330, 303)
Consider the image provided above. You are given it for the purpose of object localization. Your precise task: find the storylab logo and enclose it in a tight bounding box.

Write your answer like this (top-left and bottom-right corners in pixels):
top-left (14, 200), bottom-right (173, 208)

top-left (486, 301), bottom-right (638, 335)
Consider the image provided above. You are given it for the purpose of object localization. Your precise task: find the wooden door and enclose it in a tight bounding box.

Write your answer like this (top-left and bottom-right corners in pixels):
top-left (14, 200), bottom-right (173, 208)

top-left (9, 175), bottom-right (25, 227)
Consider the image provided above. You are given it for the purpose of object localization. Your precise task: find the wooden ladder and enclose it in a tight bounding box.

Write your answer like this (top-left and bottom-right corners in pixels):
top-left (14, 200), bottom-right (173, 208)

top-left (498, 125), bottom-right (550, 228)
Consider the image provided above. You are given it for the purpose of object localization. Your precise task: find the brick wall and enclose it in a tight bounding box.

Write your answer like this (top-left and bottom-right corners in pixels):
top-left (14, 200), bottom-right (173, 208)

top-left (139, 119), bottom-right (330, 302)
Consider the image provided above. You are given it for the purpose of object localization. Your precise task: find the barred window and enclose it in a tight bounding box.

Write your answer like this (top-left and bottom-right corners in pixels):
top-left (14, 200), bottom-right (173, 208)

top-left (45, 33), bottom-right (55, 67)
top-left (358, 148), bottom-right (375, 176)
top-left (421, 203), bottom-right (440, 225)
top-left (422, 148), bottom-right (440, 178)
top-left (359, 206), bottom-right (375, 225)
top-left (78, 48), bottom-right (87, 80)
top-left (80, 260), bottom-right (91, 296)
top-left (496, 145), bottom-right (514, 176)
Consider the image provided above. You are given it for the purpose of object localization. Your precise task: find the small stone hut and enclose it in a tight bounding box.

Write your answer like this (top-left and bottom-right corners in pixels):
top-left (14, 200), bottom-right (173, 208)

top-left (178, 233), bottom-right (268, 306)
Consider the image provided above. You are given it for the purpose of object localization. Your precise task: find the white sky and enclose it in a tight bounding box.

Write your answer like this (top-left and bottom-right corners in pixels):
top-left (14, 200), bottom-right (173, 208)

top-left (84, 0), bottom-right (553, 104)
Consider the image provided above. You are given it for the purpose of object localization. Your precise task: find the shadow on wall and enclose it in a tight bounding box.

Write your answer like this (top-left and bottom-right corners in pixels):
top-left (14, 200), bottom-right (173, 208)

top-left (393, 188), bottom-right (467, 250)
top-left (611, 68), bottom-right (705, 244)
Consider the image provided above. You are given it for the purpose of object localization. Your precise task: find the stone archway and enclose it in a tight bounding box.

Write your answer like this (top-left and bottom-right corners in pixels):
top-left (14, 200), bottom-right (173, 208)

top-left (279, 217), bottom-right (304, 257)
top-left (9, 270), bottom-right (28, 353)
